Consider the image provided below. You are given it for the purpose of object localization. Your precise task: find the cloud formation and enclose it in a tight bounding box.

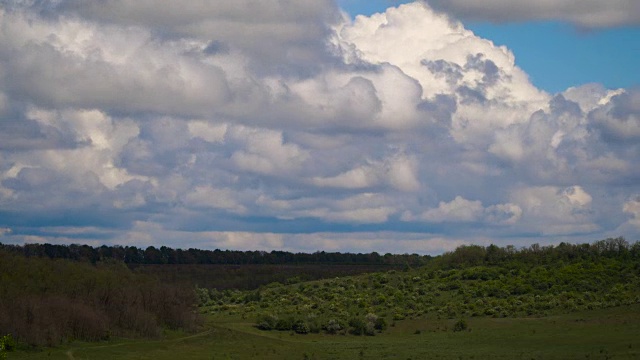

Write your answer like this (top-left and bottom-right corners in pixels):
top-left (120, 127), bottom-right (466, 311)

top-left (0, 2), bottom-right (638, 254)
top-left (426, 0), bottom-right (640, 28)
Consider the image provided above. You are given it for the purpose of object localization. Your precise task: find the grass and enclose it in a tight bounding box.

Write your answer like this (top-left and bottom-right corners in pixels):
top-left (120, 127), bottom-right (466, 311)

top-left (11, 303), bottom-right (640, 359)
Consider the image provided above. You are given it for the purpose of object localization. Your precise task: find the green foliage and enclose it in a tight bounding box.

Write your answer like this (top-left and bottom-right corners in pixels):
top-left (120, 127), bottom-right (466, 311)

top-left (292, 320), bottom-right (310, 334)
top-left (195, 239), bottom-right (640, 337)
top-left (374, 317), bottom-right (388, 331)
top-left (0, 249), bottom-right (201, 347)
top-left (348, 318), bottom-right (366, 336)
top-left (453, 319), bottom-right (468, 332)
top-left (0, 242), bottom-right (430, 267)
top-left (0, 334), bottom-right (15, 359)
top-left (275, 317), bottom-right (295, 331)
top-left (4, 238), bottom-right (638, 352)
top-left (324, 319), bottom-right (342, 334)
top-left (195, 286), bottom-right (211, 306)
top-left (256, 314), bottom-right (279, 331)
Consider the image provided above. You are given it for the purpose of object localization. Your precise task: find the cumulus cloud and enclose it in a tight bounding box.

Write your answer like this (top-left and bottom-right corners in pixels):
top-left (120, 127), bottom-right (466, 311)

top-left (228, 126), bottom-right (310, 176)
top-left (311, 152), bottom-right (420, 192)
top-left (509, 186), bottom-right (599, 235)
top-left (4, 0), bottom-right (340, 75)
top-left (589, 89), bottom-right (640, 142)
top-left (426, 0), bottom-right (640, 28)
top-left (0, 1), bottom-right (638, 254)
top-left (402, 196), bottom-right (522, 225)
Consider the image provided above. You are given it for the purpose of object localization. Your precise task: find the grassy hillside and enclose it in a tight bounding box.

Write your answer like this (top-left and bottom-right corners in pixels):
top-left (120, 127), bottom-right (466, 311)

top-left (4, 238), bottom-right (640, 359)
top-left (201, 241), bottom-right (640, 336)
top-left (10, 304), bottom-right (640, 359)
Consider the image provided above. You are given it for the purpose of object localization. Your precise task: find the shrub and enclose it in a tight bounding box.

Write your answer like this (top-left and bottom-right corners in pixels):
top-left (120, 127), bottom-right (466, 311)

top-left (364, 322), bottom-right (376, 336)
top-left (453, 319), bottom-right (468, 332)
top-left (293, 320), bottom-right (310, 334)
top-left (256, 314), bottom-right (278, 330)
top-left (275, 316), bottom-right (295, 331)
top-left (0, 334), bottom-right (15, 360)
top-left (348, 318), bottom-right (366, 335)
top-left (325, 319), bottom-right (342, 334)
top-left (308, 320), bottom-right (321, 334)
top-left (195, 286), bottom-right (210, 306)
top-left (374, 317), bottom-right (388, 331)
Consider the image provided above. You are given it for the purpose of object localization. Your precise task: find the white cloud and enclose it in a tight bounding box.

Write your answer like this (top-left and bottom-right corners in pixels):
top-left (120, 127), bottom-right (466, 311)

top-left (509, 186), bottom-right (599, 235)
top-left (4, 0), bottom-right (341, 75)
top-left (203, 232), bottom-right (285, 251)
top-left (563, 186), bottom-right (593, 207)
top-left (184, 186), bottom-right (248, 214)
top-left (259, 192), bottom-right (398, 224)
top-left (420, 196), bottom-right (485, 222)
top-left (333, 3), bottom-right (547, 103)
top-left (228, 126), bottom-right (309, 176)
top-left (404, 196), bottom-right (522, 225)
top-left (0, 2), bottom-right (637, 253)
top-left (312, 165), bottom-right (377, 189)
top-left (280, 232), bottom-right (473, 254)
top-left (188, 121), bottom-right (228, 143)
top-left (311, 152), bottom-right (420, 192)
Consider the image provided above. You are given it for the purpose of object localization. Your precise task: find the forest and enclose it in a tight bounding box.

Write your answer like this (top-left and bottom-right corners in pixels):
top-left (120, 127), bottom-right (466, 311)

top-left (1, 237), bottom-right (639, 359)
top-left (0, 243), bottom-right (429, 266)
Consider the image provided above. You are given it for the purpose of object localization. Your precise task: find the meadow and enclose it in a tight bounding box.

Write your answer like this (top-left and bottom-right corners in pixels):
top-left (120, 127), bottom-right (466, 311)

top-left (3, 238), bottom-right (640, 359)
top-left (10, 304), bottom-right (640, 359)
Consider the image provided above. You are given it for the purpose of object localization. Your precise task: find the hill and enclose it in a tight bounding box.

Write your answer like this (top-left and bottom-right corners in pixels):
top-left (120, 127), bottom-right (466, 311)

top-left (2, 237), bottom-right (639, 359)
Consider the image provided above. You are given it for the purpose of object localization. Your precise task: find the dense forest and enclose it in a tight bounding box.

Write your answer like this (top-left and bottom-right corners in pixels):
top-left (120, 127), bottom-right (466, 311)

top-left (1, 237), bottom-right (638, 353)
top-left (0, 250), bottom-right (200, 347)
top-left (0, 242), bottom-right (429, 266)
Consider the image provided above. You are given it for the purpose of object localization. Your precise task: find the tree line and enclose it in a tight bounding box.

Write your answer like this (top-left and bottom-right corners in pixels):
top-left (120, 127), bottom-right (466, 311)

top-left (0, 242), bottom-right (430, 266)
top-left (435, 237), bottom-right (639, 268)
top-left (0, 249), bottom-right (201, 348)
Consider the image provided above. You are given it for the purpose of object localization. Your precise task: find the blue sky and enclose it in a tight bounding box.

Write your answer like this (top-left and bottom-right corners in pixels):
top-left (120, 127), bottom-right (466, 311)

top-left (0, 0), bottom-right (639, 254)
top-left (338, 0), bottom-right (640, 93)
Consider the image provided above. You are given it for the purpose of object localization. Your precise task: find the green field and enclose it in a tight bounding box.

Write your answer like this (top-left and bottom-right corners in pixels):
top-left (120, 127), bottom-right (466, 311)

top-left (12, 304), bottom-right (640, 359)
top-left (4, 240), bottom-right (640, 359)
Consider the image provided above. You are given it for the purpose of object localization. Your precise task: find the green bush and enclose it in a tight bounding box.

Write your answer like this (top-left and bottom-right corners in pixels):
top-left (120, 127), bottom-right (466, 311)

top-left (0, 334), bottom-right (15, 360)
top-left (325, 319), bottom-right (342, 334)
top-left (364, 322), bottom-right (376, 336)
top-left (374, 317), bottom-right (388, 331)
top-left (293, 320), bottom-right (310, 334)
top-left (275, 317), bottom-right (295, 331)
top-left (348, 318), bottom-right (366, 335)
top-left (453, 319), bottom-right (468, 332)
top-left (256, 314), bottom-right (278, 330)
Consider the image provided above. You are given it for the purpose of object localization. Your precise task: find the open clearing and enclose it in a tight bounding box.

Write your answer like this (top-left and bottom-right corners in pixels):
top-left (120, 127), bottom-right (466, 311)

top-left (12, 303), bottom-right (640, 359)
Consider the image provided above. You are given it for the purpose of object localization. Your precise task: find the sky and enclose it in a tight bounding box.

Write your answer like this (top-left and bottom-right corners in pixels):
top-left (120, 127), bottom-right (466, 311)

top-left (339, 0), bottom-right (640, 93)
top-left (0, 0), bottom-right (639, 255)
